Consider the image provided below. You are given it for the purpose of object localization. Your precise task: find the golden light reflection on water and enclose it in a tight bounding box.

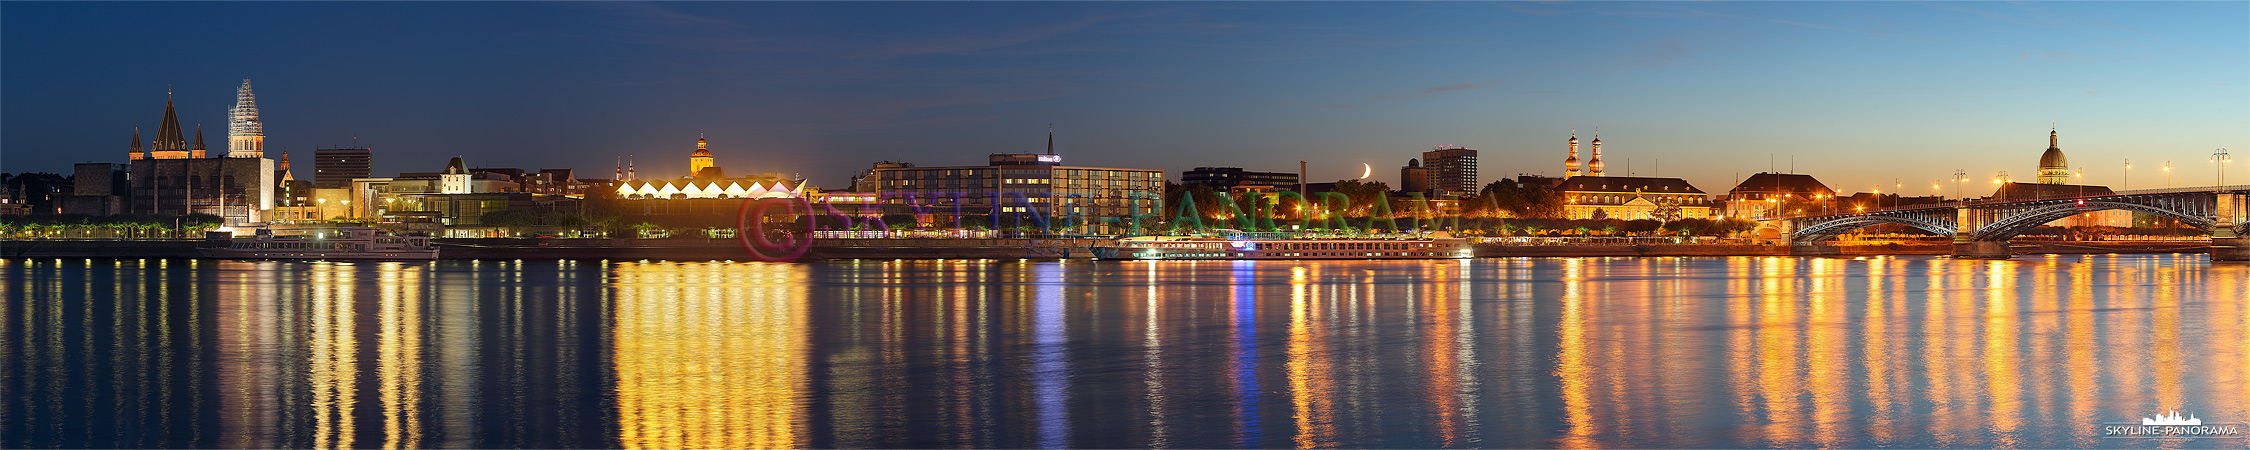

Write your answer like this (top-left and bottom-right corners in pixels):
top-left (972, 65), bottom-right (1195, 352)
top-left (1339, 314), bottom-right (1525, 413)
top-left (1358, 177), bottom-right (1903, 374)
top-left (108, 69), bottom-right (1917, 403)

top-left (1286, 265), bottom-right (1336, 448)
top-left (1555, 258), bottom-right (1593, 449)
top-left (307, 263), bottom-right (359, 450)
top-left (610, 261), bottom-right (808, 450)
top-left (376, 263), bottom-right (427, 449)
top-left (6, 255), bottom-right (2248, 449)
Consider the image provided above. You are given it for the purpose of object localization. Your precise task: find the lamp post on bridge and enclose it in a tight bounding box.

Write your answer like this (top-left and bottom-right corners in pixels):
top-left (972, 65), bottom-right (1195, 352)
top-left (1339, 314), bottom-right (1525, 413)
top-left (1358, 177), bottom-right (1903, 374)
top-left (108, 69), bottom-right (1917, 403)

top-left (2075, 168), bottom-right (2084, 199)
top-left (1993, 171), bottom-right (2013, 202)
top-left (2216, 148), bottom-right (2233, 186)
top-left (1952, 169), bottom-right (1969, 203)
top-left (2164, 161), bottom-right (2172, 188)
top-left (2124, 159), bottom-right (2131, 191)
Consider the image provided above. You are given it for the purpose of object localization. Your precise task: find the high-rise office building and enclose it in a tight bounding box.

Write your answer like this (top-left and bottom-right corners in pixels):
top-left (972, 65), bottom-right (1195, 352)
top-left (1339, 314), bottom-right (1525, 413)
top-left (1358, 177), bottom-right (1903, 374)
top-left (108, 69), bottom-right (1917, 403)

top-left (1421, 146), bottom-right (1478, 197)
top-left (313, 147), bottom-right (373, 188)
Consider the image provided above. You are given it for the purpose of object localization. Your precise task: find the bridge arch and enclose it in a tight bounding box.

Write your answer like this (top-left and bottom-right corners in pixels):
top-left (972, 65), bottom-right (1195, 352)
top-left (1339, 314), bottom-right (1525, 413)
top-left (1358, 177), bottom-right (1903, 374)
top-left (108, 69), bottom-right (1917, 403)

top-left (1791, 215), bottom-right (1954, 242)
top-left (1971, 201), bottom-right (2215, 241)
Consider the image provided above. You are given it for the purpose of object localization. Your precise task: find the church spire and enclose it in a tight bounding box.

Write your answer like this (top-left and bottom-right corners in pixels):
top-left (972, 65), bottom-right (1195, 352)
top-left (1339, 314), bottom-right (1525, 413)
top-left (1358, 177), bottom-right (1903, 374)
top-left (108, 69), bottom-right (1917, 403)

top-left (129, 127), bottom-right (144, 160)
top-left (154, 89), bottom-right (187, 153)
top-left (192, 123), bottom-right (207, 158)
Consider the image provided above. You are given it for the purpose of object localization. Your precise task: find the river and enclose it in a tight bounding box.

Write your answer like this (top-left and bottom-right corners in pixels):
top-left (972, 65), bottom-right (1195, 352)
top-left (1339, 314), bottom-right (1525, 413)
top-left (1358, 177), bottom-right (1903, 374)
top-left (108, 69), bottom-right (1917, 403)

top-left (3, 255), bottom-right (2245, 448)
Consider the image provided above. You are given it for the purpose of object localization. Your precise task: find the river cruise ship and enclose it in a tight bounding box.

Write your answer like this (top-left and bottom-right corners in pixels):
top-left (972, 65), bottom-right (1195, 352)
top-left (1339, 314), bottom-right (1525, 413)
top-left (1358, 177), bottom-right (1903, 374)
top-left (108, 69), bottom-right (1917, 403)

top-left (1094, 230), bottom-right (1472, 260)
top-left (200, 227), bottom-right (438, 260)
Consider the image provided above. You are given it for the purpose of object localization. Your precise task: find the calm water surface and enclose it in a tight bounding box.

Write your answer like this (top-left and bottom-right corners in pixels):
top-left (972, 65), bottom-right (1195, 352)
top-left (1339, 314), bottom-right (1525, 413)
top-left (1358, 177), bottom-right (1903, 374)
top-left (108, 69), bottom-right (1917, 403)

top-left (4, 255), bottom-right (2247, 448)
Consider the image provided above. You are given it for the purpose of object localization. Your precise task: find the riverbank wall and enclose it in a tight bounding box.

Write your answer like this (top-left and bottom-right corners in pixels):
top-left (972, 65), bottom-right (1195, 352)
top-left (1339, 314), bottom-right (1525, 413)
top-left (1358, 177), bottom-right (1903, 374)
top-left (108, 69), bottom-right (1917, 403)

top-left (1, 239), bottom-right (209, 258)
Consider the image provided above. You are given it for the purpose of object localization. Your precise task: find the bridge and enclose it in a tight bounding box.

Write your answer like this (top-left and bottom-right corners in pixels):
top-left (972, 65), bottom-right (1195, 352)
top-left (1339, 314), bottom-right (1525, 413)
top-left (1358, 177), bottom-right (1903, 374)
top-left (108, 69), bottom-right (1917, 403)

top-left (1759, 186), bottom-right (2250, 260)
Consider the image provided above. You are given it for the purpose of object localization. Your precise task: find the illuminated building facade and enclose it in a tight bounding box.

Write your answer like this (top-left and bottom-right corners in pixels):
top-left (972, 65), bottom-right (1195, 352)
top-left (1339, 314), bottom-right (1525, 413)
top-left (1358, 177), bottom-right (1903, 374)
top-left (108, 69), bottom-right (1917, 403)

top-left (1557, 176), bottom-right (1715, 220)
top-left (439, 157), bottom-right (470, 194)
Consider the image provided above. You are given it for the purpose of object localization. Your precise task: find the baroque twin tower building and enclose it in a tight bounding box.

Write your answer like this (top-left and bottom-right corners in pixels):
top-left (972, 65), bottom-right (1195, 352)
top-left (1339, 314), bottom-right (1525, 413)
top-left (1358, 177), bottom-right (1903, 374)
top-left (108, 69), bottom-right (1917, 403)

top-left (1562, 129), bottom-right (1604, 178)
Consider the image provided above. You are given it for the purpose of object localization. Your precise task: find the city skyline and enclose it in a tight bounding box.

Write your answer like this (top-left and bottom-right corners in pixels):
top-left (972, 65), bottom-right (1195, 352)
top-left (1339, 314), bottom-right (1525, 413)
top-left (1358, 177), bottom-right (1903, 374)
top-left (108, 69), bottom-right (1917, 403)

top-left (4, 2), bottom-right (2245, 194)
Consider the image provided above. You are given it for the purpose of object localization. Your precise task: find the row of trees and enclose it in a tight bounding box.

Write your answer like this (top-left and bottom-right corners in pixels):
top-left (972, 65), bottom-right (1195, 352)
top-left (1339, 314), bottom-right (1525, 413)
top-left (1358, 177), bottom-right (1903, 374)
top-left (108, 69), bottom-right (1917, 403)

top-left (1, 213), bottom-right (225, 239)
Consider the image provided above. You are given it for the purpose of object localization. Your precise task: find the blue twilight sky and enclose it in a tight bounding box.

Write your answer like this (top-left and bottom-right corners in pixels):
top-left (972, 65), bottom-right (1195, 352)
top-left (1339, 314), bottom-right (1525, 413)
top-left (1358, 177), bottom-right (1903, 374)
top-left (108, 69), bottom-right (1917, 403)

top-left (4, 1), bottom-right (2245, 194)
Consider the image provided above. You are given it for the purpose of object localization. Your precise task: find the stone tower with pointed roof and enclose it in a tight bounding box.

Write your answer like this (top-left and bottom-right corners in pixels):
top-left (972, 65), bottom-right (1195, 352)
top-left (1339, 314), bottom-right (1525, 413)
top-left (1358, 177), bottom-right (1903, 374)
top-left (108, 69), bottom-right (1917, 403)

top-left (191, 124), bottom-right (208, 159)
top-left (127, 128), bottom-right (144, 161)
top-left (149, 91), bottom-right (192, 159)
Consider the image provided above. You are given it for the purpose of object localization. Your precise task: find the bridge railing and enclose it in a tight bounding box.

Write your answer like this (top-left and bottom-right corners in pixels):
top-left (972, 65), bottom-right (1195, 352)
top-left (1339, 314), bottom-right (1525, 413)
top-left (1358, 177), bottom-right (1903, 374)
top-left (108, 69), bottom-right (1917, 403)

top-left (1766, 185), bottom-right (2248, 220)
top-left (2111, 184), bottom-right (2250, 195)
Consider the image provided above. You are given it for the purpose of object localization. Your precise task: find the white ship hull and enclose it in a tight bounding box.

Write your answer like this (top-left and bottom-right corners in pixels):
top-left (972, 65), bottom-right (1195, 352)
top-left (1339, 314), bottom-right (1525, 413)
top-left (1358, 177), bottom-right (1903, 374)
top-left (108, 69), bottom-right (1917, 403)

top-left (201, 227), bottom-right (438, 261)
top-left (198, 247), bottom-right (438, 260)
top-left (1095, 233), bottom-right (1473, 261)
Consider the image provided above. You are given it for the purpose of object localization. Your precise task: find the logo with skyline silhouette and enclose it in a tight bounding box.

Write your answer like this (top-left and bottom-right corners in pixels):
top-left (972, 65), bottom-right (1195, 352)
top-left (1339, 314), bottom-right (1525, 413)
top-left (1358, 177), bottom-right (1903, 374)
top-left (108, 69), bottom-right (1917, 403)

top-left (2104, 410), bottom-right (2241, 441)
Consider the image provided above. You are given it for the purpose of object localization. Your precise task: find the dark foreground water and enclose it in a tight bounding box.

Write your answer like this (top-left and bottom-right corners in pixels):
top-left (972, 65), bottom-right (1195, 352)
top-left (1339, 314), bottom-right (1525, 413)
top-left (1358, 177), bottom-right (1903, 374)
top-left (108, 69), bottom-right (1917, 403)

top-left (3, 255), bottom-right (2247, 448)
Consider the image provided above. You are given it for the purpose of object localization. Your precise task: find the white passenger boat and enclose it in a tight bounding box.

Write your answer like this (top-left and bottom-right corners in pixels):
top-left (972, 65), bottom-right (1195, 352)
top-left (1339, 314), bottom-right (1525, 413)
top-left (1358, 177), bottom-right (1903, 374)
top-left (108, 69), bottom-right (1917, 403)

top-left (200, 227), bottom-right (438, 260)
top-left (1094, 230), bottom-right (1472, 260)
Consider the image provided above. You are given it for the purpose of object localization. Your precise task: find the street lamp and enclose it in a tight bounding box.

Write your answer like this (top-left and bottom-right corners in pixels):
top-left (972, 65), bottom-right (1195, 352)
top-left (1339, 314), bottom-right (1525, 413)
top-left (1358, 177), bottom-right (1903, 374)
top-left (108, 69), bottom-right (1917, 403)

top-left (2216, 148), bottom-right (2233, 186)
top-left (2124, 159), bottom-right (2132, 191)
top-left (1893, 179), bottom-right (1902, 209)
top-left (1994, 171), bottom-right (2013, 202)
top-left (317, 198), bottom-right (328, 222)
top-left (1952, 169), bottom-right (1969, 202)
top-left (2164, 161), bottom-right (2172, 188)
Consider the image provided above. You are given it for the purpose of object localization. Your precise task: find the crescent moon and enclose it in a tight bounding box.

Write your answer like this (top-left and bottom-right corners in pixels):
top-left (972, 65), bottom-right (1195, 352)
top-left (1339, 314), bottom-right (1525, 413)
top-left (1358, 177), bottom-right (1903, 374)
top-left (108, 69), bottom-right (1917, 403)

top-left (1360, 163), bottom-right (1372, 180)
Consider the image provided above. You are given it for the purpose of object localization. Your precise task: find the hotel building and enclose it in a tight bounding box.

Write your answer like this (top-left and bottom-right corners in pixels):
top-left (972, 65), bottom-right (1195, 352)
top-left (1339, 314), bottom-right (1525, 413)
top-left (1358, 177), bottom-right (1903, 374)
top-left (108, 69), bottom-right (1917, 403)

top-left (849, 131), bottom-right (1164, 235)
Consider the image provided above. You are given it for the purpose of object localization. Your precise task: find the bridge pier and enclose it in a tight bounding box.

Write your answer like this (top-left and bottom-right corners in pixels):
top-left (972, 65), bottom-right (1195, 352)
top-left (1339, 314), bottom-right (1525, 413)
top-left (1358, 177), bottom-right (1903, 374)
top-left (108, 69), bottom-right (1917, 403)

top-left (2215, 229), bottom-right (2248, 262)
top-left (1952, 235), bottom-right (2011, 259)
top-left (2216, 193), bottom-right (2246, 262)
